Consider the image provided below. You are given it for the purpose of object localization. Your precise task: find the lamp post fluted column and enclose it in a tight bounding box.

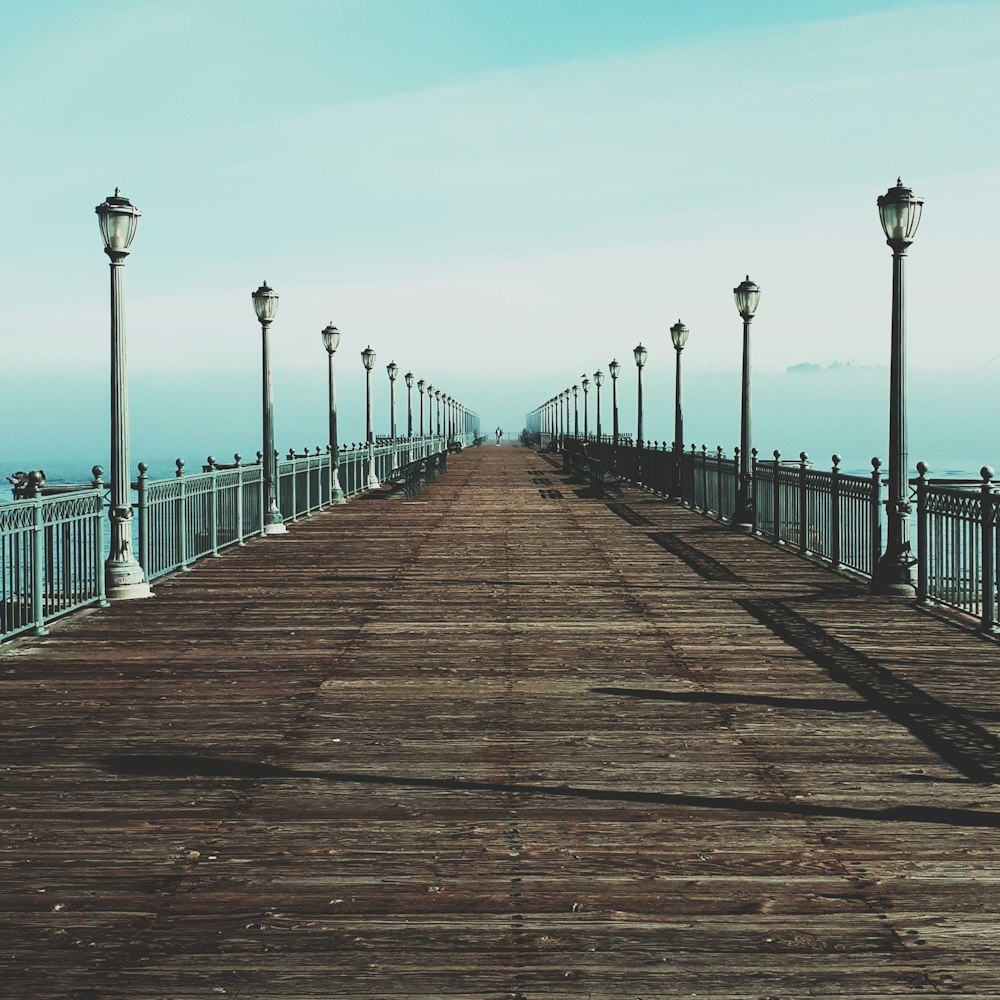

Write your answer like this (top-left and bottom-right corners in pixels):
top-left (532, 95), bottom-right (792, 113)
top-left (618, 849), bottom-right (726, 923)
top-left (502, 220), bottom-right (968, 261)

top-left (253, 281), bottom-right (286, 535)
top-left (96, 188), bottom-right (152, 599)
top-left (387, 361), bottom-right (399, 470)
top-left (435, 390), bottom-right (442, 437)
top-left (872, 178), bottom-right (923, 596)
top-left (733, 276), bottom-right (761, 531)
top-left (405, 372), bottom-right (414, 438)
top-left (582, 376), bottom-right (590, 439)
top-left (670, 320), bottom-right (689, 499)
top-left (321, 323), bottom-right (345, 504)
top-left (594, 370), bottom-right (603, 442)
top-left (362, 346), bottom-right (379, 488)
top-left (634, 345), bottom-right (647, 484)
top-left (417, 379), bottom-right (426, 437)
top-left (609, 359), bottom-right (620, 465)
top-left (572, 384), bottom-right (579, 439)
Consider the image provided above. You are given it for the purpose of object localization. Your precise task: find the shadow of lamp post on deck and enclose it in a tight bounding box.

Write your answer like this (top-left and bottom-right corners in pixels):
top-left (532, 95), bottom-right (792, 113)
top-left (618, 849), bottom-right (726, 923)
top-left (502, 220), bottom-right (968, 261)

top-left (634, 343), bottom-right (647, 484)
top-left (670, 319), bottom-right (689, 500)
top-left (95, 188), bottom-right (152, 600)
top-left (362, 346), bottom-right (380, 489)
top-left (252, 281), bottom-right (286, 535)
top-left (321, 323), bottom-right (346, 504)
top-left (872, 178), bottom-right (923, 597)
top-left (733, 276), bottom-right (761, 531)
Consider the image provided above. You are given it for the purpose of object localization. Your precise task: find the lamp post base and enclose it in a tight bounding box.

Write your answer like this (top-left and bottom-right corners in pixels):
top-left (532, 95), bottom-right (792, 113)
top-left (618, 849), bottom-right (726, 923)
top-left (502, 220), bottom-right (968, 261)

top-left (331, 488), bottom-right (346, 505)
top-left (367, 475), bottom-right (381, 490)
top-left (263, 521), bottom-right (288, 535)
top-left (105, 560), bottom-right (152, 601)
top-left (871, 558), bottom-right (917, 597)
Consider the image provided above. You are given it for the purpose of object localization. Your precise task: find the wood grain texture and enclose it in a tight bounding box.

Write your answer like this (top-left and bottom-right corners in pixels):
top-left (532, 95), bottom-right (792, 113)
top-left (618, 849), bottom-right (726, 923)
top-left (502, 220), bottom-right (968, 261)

top-left (2, 444), bottom-right (1000, 998)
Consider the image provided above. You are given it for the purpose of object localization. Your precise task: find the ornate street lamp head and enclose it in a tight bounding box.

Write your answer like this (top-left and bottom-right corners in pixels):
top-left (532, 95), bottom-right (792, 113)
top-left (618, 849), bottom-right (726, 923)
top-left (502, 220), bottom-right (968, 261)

top-left (96, 187), bottom-right (140, 258)
top-left (582, 377), bottom-right (590, 391)
top-left (572, 384), bottom-right (579, 398)
top-left (878, 177), bottom-right (923, 249)
top-left (435, 389), bottom-right (442, 400)
top-left (633, 344), bottom-right (647, 369)
top-left (609, 359), bottom-right (620, 379)
top-left (387, 361), bottom-right (399, 381)
top-left (252, 281), bottom-right (279, 324)
top-left (594, 369), bottom-right (604, 386)
top-left (417, 378), bottom-right (426, 393)
top-left (321, 323), bottom-right (340, 354)
top-left (733, 276), bottom-right (760, 320)
top-left (404, 371), bottom-right (415, 388)
top-left (361, 345), bottom-right (376, 370)
top-left (670, 319), bottom-right (689, 351)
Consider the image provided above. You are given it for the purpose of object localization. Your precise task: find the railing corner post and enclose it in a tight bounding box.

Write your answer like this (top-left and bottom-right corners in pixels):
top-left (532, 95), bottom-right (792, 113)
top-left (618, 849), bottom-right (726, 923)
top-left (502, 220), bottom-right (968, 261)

top-left (30, 497), bottom-right (48, 637)
top-left (830, 454), bottom-right (841, 569)
top-left (979, 466), bottom-right (998, 634)
top-left (772, 450), bottom-right (782, 545)
top-left (871, 457), bottom-right (883, 580)
top-left (137, 462), bottom-right (149, 572)
top-left (914, 461), bottom-right (929, 605)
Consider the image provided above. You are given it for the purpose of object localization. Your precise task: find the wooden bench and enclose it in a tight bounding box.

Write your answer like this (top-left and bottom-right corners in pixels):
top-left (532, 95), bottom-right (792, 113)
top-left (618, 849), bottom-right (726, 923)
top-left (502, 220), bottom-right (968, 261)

top-left (384, 459), bottom-right (426, 500)
top-left (586, 457), bottom-right (624, 497)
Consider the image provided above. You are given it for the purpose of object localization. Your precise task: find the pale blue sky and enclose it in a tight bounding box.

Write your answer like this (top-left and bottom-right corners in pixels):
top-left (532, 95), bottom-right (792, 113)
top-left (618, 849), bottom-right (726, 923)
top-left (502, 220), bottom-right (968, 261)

top-left (2, 0), bottom-right (998, 466)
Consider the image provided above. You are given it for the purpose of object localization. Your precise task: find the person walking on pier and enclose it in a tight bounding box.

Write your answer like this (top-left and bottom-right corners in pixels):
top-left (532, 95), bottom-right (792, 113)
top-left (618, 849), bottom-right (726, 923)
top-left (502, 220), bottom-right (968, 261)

top-left (495, 427), bottom-right (502, 446)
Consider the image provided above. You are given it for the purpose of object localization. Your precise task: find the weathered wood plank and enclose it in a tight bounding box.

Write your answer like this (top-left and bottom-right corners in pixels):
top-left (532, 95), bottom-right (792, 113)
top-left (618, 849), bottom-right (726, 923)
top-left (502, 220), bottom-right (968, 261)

top-left (2, 444), bottom-right (1000, 997)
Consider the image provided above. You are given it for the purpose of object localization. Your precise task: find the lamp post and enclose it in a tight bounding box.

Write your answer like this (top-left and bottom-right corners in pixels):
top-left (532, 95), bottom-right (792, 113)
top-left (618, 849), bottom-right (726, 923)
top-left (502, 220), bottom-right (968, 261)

top-left (321, 322), bottom-right (345, 504)
top-left (634, 345), bottom-right (647, 483)
top-left (872, 178), bottom-right (923, 596)
top-left (405, 371), bottom-right (415, 437)
top-left (362, 346), bottom-right (379, 488)
top-left (670, 319), bottom-right (689, 498)
top-left (594, 370), bottom-right (603, 441)
top-left (609, 359), bottom-right (621, 451)
top-left (387, 361), bottom-right (399, 470)
top-left (387, 361), bottom-right (399, 436)
top-left (95, 187), bottom-right (151, 598)
top-left (252, 280), bottom-right (286, 535)
top-left (572, 384), bottom-right (580, 439)
top-left (733, 276), bottom-right (761, 530)
top-left (582, 376), bottom-right (590, 439)
top-left (417, 379), bottom-right (426, 436)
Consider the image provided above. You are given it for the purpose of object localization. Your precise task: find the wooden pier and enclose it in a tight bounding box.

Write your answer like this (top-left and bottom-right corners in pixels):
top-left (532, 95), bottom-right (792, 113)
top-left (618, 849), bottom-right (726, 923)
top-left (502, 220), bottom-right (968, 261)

top-left (3, 444), bottom-right (1000, 997)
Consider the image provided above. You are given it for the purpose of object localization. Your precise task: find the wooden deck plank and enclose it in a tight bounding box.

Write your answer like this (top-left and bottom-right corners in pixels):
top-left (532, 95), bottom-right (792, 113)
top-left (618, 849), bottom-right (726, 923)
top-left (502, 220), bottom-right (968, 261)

top-left (2, 444), bottom-right (1000, 997)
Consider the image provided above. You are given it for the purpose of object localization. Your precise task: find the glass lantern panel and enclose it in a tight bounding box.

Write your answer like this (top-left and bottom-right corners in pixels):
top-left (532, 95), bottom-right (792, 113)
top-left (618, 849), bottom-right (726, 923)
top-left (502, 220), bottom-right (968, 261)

top-left (102, 211), bottom-right (136, 251)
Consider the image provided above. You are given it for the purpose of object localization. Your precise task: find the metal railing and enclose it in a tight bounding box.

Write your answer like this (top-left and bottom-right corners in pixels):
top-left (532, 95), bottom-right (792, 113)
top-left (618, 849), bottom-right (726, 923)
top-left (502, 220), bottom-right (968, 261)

top-left (562, 436), bottom-right (882, 580)
top-left (916, 465), bottom-right (999, 633)
top-left (2, 434), bottom-right (458, 640)
top-left (1, 484), bottom-right (106, 641)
